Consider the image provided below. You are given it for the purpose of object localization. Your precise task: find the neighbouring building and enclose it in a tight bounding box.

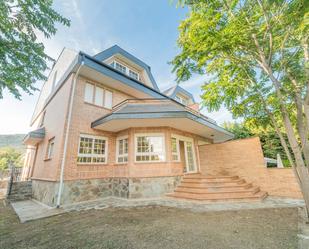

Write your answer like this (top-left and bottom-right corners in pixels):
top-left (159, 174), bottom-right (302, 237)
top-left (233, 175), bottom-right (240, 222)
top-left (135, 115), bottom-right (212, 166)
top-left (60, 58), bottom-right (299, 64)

top-left (22, 45), bottom-right (302, 207)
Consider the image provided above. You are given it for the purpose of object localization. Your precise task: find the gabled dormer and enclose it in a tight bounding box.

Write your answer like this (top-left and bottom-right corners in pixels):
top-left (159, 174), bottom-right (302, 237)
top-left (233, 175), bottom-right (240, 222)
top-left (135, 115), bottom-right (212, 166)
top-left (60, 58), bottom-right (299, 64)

top-left (164, 85), bottom-right (195, 105)
top-left (94, 45), bottom-right (159, 91)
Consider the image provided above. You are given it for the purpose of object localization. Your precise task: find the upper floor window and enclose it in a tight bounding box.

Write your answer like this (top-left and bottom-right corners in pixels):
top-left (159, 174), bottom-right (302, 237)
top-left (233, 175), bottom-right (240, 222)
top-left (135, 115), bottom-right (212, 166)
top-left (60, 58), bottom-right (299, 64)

top-left (115, 62), bottom-right (126, 74)
top-left (111, 61), bottom-right (140, 81)
top-left (129, 70), bottom-right (139, 80)
top-left (175, 95), bottom-right (189, 106)
top-left (46, 137), bottom-right (55, 160)
top-left (116, 136), bottom-right (128, 164)
top-left (77, 134), bottom-right (107, 164)
top-left (84, 82), bottom-right (113, 109)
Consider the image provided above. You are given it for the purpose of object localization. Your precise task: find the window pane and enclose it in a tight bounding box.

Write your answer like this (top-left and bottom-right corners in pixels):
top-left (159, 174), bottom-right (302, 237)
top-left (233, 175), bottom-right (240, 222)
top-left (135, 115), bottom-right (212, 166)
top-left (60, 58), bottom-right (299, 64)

top-left (135, 135), bottom-right (164, 162)
top-left (129, 70), bottom-right (138, 80)
top-left (115, 62), bottom-right (126, 74)
top-left (79, 137), bottom-right (93, 154)
top-left (95, 86), bottom-right (104, 106)
top-left (84, 83), bottom-right (94, 103)
top-left (93, 139), bottom-right (105, 155)
top-left (104, 90), bottom-right (113, 109)
top-left (124, 139), bottom-right (128, 153)
top-left (171, 138), bottom-right (177, 153)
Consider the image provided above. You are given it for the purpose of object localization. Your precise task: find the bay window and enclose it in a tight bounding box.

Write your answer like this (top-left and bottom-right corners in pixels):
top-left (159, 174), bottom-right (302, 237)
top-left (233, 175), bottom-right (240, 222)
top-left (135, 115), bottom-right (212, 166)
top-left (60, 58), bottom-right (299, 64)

top-left (116, 136), bottom-right (128, 163)
top-left (135, 134), bottom-right (165, 162)
top-left (77, 134), bottom-right (107, 164)
top-left (171, 137), bottom-right (180, 161)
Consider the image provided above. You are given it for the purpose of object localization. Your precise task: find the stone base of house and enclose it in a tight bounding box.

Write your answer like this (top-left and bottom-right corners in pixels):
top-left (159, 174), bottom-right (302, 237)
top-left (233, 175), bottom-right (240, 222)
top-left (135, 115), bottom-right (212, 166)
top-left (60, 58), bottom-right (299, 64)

top-left (32, 176), bottom-right (182, 207)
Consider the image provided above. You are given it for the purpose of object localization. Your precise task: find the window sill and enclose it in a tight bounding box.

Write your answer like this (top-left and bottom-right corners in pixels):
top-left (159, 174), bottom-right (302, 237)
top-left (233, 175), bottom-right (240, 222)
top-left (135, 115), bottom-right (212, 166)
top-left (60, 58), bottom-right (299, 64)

top-left (44, 158), bottom-right (52, 162)
top-left (77, 163), bottom-right (108, 166)
top-left (115, 163), bottom-right (128, 166)
top-left (134, 161), bottom-right (166, 164)
top-left (84, 101), bottom-right (112, 111)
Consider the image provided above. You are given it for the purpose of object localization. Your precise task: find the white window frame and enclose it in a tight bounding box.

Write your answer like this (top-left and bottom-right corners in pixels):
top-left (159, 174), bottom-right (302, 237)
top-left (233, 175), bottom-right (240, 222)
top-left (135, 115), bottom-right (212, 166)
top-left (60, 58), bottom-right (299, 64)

top-left (175, 94), bottom-right (189, 106)
top-left (114, 61), bottom-right (127, 74)
top-left (84, 82), bottom-right (113, 110)
top-left (134, 133), bottom-right (166, 163)
top-left (171, 134), bottom-right (197, 173)
top-left (116, 135), bottom-right (129, 164)
top-left (46, 137), bottom-right (55, 160)
top-left (77, 134), bottom-right (108, 164)
top-left (129, 69), bottom-right (139, 80)
top-left (171, 136), bottom-right (180, 162)
top-left (111, 60), bottom-right (140, 81)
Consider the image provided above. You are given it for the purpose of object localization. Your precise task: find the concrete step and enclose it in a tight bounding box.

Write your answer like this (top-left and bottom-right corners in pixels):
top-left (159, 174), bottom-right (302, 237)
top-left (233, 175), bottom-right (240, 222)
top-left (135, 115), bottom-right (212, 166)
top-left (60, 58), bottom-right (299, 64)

top-left (174, 187), bottom-right (260, 198)
top-left (183, 175), bottom-right (239, 180)
top-left (179, 180), bottom-right (249, 188)
top-left (166, 191), bottom-right (268, 202)
top-left (181, 178), bottom-right (246, 184)
top-left (175, 185), bottom-right (259, 194)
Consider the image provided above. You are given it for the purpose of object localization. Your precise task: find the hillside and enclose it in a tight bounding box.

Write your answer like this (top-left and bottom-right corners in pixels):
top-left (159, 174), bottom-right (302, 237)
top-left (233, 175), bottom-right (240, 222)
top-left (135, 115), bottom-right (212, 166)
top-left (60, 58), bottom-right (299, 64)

top-left (0, 134), bottom-right (26, 151)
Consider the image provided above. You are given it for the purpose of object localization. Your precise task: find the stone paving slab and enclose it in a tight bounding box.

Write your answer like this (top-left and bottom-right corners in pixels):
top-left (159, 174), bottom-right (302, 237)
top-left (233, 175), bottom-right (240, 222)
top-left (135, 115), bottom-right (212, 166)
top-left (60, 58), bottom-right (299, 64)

top-left (11, 200), bottom-right (65, 223)
top-left (11, 196), bottom-right (305, 223)
top-left (63, 196), bottom-right (305, 212)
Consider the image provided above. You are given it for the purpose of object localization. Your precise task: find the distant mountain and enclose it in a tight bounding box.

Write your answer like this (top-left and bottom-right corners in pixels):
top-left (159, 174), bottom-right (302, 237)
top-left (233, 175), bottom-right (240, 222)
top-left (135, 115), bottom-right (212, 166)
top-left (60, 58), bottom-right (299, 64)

top-left (0, 134), bottom-right (26, 151)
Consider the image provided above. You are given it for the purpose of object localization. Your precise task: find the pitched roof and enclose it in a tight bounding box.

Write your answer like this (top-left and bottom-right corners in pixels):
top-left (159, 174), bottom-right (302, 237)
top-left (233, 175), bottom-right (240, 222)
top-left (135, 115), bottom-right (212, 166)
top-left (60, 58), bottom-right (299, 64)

top-left (163, 85), bottom-right (196, 103)
top-left (94, 45), bottom-right (159, 91)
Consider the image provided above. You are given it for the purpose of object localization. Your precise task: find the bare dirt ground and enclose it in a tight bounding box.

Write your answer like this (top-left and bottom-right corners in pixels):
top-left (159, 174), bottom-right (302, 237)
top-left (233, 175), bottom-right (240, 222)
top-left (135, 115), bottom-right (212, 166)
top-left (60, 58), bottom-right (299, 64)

top-left (0, 200), bottom-right (298, 249)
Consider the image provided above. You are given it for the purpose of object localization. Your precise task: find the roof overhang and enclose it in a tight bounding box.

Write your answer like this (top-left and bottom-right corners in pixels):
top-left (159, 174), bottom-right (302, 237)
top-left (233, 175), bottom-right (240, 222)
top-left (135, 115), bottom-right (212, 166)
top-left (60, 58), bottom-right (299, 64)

top-left (92, 111), bottom-right (234, 143)
top-left (79, 54), bottom-right (163, 99)
top-left (23, 127), bottom-right (45, 146)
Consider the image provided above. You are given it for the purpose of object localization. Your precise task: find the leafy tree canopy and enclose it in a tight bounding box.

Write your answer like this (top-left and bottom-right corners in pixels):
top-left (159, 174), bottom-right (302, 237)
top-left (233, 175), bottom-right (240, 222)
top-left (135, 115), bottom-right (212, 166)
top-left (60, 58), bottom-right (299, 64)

top-left (0, 147), bottom-right (23, 170)
top-left (0, 0), bottom-right (70, 99)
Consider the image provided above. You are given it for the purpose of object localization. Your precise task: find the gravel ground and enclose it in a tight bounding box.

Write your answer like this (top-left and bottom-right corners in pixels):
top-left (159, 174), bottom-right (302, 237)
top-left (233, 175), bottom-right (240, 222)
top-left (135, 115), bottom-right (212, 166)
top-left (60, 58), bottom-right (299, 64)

top-left (0, 200), bottom-right (298, 249)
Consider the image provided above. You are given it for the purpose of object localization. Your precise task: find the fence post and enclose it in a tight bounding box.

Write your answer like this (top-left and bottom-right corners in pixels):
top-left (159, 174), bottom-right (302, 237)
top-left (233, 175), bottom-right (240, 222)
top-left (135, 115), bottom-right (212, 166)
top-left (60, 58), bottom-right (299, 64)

top-left (7, 162), bottom-right (15, 196)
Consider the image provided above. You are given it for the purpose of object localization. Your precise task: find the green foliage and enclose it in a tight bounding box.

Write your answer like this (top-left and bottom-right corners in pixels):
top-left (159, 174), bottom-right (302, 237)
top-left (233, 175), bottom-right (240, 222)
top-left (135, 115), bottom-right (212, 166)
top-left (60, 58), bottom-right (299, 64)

top-left (0, 147), bottom-right (24, 170)
top-left (172, 0), bottom-right (308, 167)
top-left (172, 0), bottom-right (308, 120)
top-left (0, 0), bottom-right (70, 99)
top-left (224, 122), bottom-right (291, 166)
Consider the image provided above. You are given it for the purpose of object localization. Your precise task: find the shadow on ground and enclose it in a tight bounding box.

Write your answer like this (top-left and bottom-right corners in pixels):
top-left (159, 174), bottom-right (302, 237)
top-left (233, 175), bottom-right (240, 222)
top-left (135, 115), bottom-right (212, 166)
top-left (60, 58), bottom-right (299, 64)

top-left (0, 200), bottom-right (298, 249)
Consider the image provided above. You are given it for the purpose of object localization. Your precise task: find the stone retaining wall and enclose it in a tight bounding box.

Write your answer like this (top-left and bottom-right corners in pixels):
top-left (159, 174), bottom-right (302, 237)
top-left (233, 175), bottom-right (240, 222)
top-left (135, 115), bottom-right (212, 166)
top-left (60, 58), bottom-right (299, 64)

top-left (32, 180), bottom-right (59, 206)
top-left (7, 181), bottom-right (32, 202)
top-left (33, 176), bottom-right (181, 206)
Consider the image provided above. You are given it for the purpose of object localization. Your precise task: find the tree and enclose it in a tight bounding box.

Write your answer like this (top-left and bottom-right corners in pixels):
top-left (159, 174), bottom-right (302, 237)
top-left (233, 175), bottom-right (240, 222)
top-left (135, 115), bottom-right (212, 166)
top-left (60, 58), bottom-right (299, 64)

top-left (0, 0), bottom-right (70, 99)
top-left (0, 147), bottom-right (23, 170)
top-left (172, 0), bottom-right (309, 215)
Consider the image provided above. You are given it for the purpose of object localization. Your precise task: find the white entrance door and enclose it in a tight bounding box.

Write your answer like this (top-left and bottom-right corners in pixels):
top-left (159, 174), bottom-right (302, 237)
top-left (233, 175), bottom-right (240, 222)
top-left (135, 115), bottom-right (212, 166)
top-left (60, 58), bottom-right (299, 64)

top-left (184, 141), bottom-right (197, 173)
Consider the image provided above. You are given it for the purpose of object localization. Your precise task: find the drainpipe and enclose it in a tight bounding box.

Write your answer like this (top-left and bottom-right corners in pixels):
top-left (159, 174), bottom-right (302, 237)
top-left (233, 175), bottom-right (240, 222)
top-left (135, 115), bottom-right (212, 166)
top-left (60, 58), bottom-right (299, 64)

top-left (56, 59), bottom-right (84, 208)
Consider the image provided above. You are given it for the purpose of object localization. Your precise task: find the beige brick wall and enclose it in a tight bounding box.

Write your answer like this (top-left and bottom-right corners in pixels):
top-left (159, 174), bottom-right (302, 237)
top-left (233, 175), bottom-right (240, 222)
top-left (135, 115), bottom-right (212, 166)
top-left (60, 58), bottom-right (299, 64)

top-left (31, 74), bottom-right (74, 181)
top-left (62, 77), bottom-right (211, 180)
top-left (29, 74), bottom-right (212, 182)
top-left (199, 137), bottom-right (302, 199)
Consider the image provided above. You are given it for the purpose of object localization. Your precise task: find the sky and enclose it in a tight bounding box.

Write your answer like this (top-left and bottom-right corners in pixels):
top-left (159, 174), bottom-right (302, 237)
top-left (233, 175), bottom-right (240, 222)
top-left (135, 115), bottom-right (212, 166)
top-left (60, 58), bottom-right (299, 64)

top-left (0, 0), bottom-right (233, 134)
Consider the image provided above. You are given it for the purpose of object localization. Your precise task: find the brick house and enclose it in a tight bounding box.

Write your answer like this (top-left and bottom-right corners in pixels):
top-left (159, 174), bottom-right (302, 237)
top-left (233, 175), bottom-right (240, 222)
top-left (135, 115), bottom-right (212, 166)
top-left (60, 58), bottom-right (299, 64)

top-left (22, 45), bottom-right (302, 207)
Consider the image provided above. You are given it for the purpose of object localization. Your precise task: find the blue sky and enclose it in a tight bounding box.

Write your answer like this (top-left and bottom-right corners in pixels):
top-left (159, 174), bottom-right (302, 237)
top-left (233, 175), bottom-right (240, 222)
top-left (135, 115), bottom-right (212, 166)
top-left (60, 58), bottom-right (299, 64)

top-left (0, 0), bottom-right (232, 134)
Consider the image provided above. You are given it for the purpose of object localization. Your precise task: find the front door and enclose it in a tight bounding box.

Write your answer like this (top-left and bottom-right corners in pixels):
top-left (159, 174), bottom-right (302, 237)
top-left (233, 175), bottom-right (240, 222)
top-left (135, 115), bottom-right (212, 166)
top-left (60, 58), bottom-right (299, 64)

top-left (184, 141), bottom-right (197, 173)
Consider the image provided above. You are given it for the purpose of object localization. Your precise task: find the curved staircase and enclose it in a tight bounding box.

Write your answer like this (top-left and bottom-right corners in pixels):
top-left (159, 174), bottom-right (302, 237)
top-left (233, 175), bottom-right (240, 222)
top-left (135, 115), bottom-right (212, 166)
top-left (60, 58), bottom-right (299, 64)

top-left (166, 174), bottom-right (267, 202)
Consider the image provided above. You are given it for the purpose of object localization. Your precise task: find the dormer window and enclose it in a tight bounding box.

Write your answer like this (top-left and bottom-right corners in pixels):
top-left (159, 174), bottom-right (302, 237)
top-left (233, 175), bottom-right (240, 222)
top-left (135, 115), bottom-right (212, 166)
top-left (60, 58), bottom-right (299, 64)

top-left (175, 94), bottom-right (189, 106)
top-left (110, 60), bottom-right (139, 81)
top-left (129, 70), bottom-right (139, 80)
top-left (115, 62), bottom-right (126, 74)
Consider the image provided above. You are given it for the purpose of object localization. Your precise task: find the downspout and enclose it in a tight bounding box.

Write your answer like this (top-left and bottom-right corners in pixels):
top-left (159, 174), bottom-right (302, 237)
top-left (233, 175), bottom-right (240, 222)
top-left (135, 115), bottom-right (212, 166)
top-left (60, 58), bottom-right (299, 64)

top-left (56, 58), bottom-right (84, 208)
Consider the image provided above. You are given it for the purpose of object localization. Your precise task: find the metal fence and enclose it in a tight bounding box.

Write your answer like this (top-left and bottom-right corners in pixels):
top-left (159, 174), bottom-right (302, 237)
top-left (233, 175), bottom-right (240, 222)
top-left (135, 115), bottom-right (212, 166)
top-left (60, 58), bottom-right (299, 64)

top-left (0, 169), bottom-right (10, 181)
